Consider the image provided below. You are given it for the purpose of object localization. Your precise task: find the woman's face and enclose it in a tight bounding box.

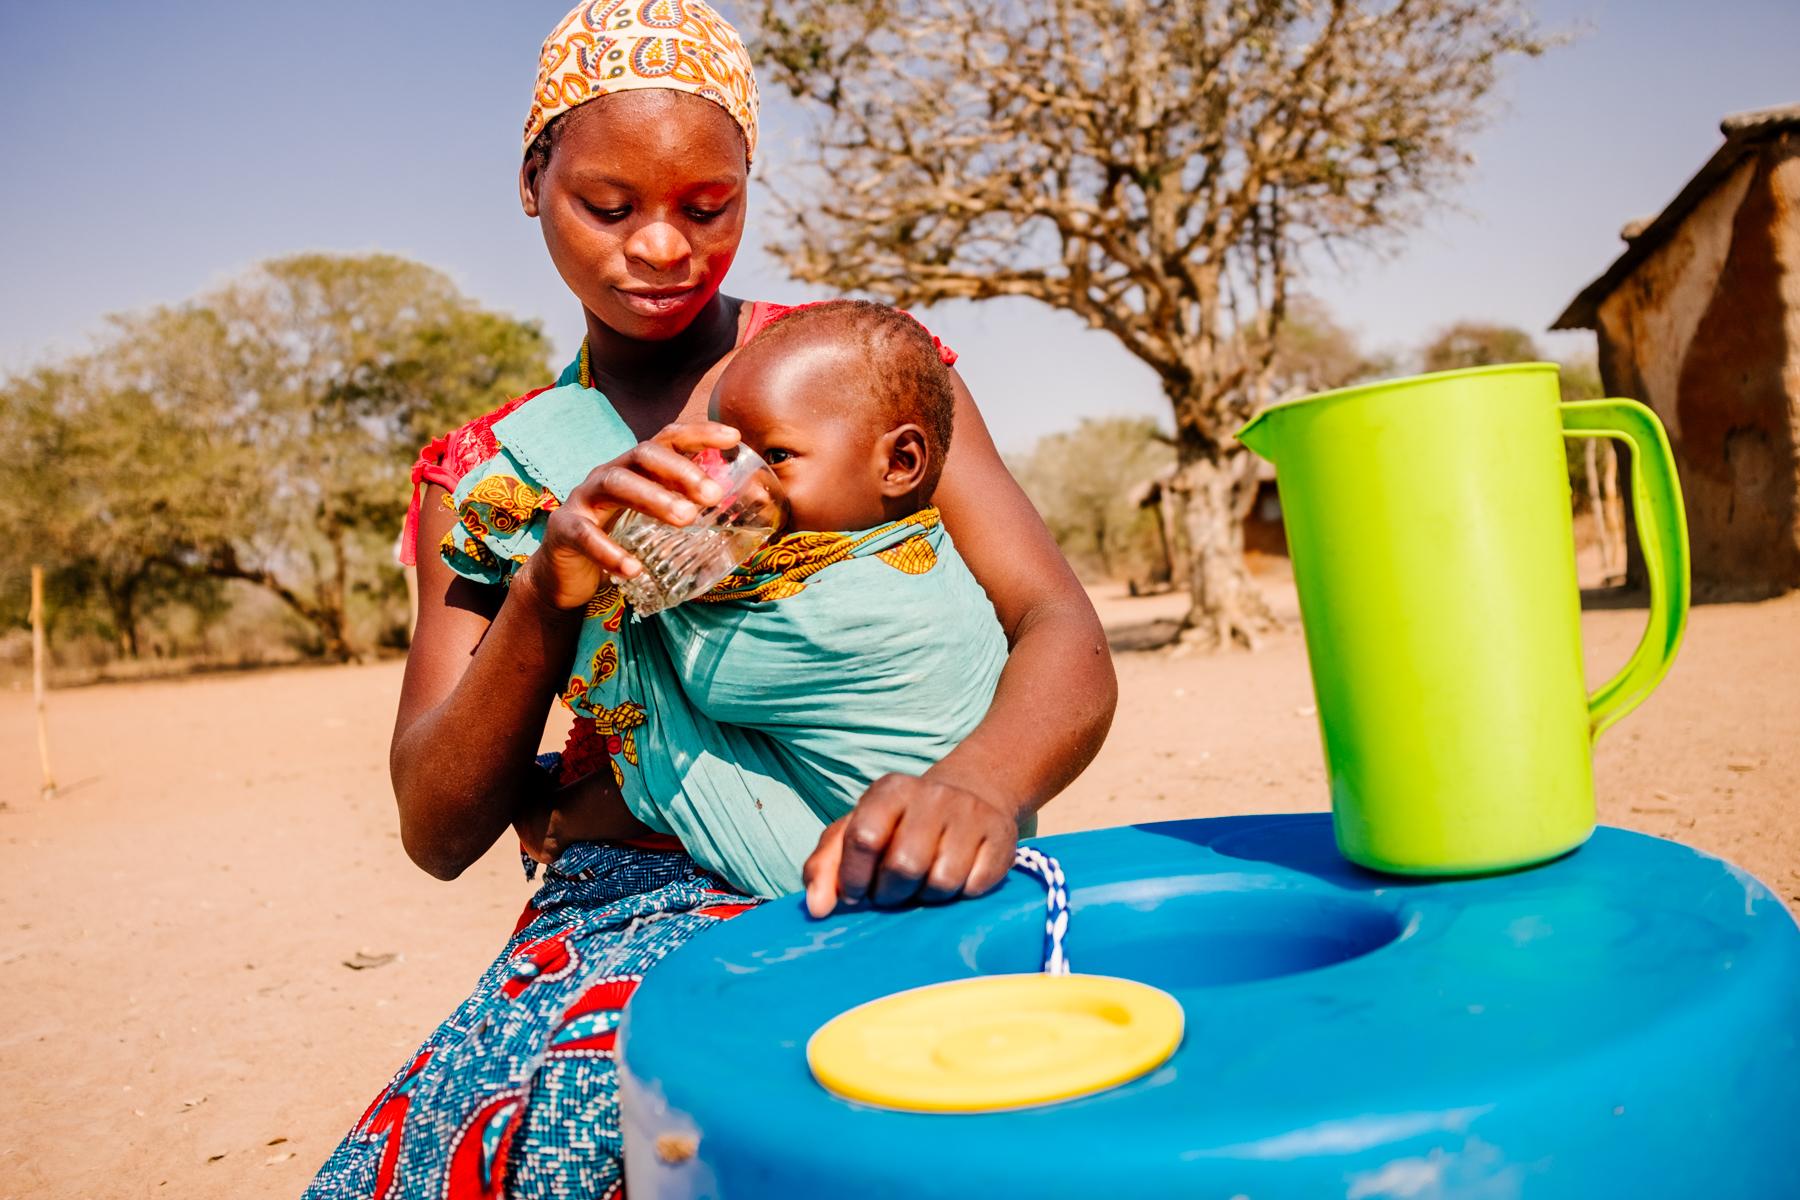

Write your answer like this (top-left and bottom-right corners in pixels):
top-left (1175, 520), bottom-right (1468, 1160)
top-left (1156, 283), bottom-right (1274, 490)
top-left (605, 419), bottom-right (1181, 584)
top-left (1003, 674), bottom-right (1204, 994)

top-left (522, 90), bottom-right (748, 342)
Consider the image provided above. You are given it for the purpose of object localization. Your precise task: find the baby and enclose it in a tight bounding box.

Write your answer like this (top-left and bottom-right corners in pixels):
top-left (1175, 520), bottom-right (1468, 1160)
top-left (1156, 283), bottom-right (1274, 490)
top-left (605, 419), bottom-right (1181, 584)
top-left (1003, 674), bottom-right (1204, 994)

top-left (445, 301), bottom-right (1009, 898)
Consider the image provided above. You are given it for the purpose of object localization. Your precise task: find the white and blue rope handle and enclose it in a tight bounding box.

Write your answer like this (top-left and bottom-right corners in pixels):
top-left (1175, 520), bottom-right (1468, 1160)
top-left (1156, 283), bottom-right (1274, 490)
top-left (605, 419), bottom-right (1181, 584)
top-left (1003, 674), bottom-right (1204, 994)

top-left (1012, 846), bottom-right (1071, 975)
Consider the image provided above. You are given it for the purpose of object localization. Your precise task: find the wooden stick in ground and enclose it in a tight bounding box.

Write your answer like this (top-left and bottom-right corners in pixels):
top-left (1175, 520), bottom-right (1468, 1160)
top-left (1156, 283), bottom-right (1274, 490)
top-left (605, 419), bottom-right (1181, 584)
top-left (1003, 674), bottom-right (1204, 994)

top-left (30, 565), bottom-right (56, 800)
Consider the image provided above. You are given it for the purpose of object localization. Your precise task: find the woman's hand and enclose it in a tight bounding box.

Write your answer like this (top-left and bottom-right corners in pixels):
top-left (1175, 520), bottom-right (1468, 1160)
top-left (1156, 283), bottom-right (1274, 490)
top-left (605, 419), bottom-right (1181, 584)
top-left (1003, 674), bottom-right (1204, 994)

top-left (801, 775), bottom-right (1019, 918)
top-left (519, 420), bottom-right (741, 611)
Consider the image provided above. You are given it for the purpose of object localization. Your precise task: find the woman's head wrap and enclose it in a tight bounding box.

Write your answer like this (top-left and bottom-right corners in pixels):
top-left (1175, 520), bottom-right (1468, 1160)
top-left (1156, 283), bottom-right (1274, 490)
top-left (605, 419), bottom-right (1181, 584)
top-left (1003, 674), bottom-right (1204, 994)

top-left (525, 0), bottom-right (760, 164)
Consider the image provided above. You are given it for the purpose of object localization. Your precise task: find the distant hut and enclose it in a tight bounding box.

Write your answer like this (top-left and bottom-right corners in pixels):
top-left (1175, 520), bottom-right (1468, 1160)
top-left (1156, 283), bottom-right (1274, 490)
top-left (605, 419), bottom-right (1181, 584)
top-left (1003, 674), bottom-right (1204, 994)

top-left (1553, 104), bottom-right (1800, 597)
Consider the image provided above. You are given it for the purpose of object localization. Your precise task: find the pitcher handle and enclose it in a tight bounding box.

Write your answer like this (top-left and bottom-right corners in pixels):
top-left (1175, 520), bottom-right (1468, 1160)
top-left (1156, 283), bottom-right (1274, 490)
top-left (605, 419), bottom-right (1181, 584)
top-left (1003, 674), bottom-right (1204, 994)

top-left (1559, 398), bottom-right (1691, 740)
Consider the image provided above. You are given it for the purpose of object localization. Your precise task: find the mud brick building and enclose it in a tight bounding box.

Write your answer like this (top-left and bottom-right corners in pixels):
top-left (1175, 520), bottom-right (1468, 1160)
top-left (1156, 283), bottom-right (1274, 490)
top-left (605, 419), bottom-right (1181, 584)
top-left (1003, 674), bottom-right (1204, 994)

top-left (1554, 104), bottom-right (1800, 597)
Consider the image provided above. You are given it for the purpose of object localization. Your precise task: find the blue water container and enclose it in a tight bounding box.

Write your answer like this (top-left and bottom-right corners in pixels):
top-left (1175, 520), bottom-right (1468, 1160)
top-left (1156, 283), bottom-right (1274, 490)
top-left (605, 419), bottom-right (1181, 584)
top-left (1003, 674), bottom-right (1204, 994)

top-left (619, 814), bottom-right (1800, 1198)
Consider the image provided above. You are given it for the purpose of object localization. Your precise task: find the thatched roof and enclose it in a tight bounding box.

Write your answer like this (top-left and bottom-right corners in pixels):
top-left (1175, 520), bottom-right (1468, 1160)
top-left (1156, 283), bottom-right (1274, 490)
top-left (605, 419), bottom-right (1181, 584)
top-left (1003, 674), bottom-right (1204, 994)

top-left (1552, 103), bottom-right (1800, 331)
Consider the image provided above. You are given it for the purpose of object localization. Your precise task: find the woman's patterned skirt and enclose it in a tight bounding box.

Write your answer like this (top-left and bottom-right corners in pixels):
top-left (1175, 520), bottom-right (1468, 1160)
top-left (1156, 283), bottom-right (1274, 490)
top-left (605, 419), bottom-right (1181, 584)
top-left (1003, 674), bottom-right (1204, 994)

top-left (302, 840), bottom-right (757, 1199)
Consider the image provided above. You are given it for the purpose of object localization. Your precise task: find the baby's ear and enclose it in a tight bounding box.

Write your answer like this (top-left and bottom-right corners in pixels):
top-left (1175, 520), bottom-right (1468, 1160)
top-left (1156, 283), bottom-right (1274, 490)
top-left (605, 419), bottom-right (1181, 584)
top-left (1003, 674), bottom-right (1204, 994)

top-left (878, 424), bottom-right (930, 498)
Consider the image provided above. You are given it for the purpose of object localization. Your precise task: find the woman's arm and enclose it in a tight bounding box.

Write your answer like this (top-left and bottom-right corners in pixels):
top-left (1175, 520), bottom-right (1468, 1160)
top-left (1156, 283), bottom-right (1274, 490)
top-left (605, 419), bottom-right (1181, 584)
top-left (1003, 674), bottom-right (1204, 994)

top-left (802, 368), bottom-right (1117, 915)
top-left (391, 423), bottom-right (740, 879)
top-left (927, 369), bottom-right (1117, 804)
top-left (390, 487), bottom-right (584, 879)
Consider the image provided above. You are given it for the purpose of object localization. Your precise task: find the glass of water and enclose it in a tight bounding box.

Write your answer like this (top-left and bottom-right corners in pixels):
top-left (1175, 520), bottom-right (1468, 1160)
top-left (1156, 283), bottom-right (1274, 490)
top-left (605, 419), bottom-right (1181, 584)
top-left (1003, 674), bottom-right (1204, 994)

top-left (607, 443), bottom-right (788, 617)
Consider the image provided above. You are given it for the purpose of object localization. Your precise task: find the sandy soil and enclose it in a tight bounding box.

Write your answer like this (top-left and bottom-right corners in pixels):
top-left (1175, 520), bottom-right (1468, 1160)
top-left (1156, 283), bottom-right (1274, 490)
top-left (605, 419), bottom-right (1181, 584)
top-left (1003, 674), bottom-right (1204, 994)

top-left (2, 577), bottom-right (1796, 1197)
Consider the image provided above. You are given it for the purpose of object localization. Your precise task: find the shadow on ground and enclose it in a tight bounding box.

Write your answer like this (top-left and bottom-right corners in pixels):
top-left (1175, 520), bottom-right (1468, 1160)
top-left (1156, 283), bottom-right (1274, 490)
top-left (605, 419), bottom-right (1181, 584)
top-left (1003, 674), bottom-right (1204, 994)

top-left (1580, 582), bottom-right (1791, 610)
top-left (1107, 618), bottom-right (1185, 653)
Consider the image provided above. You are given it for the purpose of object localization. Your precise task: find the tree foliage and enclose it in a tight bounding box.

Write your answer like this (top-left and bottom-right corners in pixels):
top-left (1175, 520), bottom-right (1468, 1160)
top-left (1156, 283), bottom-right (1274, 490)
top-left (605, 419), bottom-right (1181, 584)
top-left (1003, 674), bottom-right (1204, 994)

top-left (1, 254), bottom-right (550, 665)
top-left (1419, 320), bottom-right (1544, 372)
top-left (0, 365), bottom-right (223, 657)
top-left (750, 0), bottom-right (1554, 647)
top-left (1267, 296), bottom-right (1389, 399)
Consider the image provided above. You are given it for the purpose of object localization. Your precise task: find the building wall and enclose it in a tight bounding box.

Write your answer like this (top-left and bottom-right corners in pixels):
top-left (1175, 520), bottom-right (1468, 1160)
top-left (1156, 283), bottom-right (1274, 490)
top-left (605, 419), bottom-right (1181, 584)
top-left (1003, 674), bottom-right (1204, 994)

top-left (1593, 136), bottom-right (1800, 596)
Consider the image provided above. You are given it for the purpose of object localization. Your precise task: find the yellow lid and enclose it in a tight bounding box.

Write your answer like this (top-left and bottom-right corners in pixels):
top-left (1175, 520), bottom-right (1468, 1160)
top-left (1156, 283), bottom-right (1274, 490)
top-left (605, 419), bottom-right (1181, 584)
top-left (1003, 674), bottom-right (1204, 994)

top-left (807, 974), bottom-right (1183, 1113)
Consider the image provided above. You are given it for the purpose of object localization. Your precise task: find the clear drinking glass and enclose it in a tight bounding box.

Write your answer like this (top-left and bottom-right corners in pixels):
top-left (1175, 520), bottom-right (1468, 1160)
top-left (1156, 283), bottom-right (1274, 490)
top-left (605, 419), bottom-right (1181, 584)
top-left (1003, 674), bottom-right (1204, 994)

top-left (607, 443), bottom-right (788, 617)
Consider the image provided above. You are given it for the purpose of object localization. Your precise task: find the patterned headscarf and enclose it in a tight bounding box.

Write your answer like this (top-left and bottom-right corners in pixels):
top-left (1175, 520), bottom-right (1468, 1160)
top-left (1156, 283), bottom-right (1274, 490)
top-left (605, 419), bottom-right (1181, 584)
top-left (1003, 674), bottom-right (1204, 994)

top-left (524, 0), bottom-right (760, 164)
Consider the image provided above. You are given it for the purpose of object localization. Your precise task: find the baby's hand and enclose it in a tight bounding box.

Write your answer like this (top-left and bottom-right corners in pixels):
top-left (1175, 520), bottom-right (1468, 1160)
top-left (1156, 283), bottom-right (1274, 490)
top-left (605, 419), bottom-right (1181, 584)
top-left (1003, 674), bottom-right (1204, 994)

top-left (802, 775), bottom-right (1018, 918)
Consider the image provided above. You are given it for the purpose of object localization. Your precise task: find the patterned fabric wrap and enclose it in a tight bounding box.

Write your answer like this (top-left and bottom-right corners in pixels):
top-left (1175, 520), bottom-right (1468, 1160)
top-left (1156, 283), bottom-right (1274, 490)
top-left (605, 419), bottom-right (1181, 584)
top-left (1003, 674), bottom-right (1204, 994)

top-left (441, 384), bottom-right (1011, 899)
top-left (525, 0), bottom-right (759, 162)
top-left (303, 841), bottom-right (758, 1200)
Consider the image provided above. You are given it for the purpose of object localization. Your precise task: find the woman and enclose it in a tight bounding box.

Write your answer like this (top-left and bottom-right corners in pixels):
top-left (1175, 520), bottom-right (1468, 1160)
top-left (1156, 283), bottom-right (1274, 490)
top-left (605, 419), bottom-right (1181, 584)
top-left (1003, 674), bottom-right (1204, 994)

top-left (307, 3), bottom-right (1114, 1196)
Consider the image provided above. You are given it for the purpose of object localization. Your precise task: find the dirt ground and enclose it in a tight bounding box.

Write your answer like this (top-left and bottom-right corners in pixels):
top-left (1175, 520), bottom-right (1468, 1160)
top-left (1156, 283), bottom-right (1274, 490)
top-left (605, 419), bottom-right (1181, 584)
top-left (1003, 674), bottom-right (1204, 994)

top-left (3, 574), bottom-right (1796, 1198)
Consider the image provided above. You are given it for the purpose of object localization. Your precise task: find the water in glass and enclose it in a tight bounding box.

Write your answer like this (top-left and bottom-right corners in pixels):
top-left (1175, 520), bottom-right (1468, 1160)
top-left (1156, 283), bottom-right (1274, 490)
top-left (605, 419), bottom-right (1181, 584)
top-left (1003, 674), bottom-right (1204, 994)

top-left (607, 444), bottom-right (787, 617)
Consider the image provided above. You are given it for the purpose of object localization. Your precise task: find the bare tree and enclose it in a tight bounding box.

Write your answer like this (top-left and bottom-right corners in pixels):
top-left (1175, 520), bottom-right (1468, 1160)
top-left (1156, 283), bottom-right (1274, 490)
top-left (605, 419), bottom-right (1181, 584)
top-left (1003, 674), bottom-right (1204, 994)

top-left (751, 0), bottom-right (1554, 646)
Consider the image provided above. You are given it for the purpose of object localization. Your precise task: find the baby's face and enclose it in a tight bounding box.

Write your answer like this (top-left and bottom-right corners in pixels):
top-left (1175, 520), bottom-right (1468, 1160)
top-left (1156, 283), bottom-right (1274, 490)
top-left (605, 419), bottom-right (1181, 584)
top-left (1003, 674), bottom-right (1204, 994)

top-left (708, 338), bottom-right (896, 533)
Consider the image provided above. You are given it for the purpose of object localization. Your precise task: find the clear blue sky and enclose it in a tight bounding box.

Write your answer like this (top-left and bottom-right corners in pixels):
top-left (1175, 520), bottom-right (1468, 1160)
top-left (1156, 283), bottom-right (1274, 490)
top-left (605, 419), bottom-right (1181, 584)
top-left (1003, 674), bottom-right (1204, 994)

top-left (2, 0), bottom-right (1795, 450)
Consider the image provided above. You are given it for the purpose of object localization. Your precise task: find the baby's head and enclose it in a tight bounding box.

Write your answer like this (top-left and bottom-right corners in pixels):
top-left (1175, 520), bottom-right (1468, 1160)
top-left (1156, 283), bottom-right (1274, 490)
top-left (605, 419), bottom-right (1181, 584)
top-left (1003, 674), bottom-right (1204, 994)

top-left (709, 301), bottom-right (955, 533)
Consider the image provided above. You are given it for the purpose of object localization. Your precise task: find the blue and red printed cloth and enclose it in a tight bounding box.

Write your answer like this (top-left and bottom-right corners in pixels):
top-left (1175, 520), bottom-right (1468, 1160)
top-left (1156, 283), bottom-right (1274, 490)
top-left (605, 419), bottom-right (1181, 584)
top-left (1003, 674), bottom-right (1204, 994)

top-left (303, 839), bottom-right (756, 1200)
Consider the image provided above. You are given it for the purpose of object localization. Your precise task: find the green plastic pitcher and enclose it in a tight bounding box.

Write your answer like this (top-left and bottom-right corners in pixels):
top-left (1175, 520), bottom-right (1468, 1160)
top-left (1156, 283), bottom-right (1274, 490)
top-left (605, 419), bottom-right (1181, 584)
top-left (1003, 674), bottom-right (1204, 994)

top-left (1236, 363), bottom-right (1690, 875)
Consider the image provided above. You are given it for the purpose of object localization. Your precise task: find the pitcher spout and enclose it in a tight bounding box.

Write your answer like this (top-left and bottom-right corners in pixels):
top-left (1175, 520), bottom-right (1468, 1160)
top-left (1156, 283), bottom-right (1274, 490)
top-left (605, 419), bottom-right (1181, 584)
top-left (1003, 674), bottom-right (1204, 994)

top-left (1235, 408), bottom-right (1277, 461)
